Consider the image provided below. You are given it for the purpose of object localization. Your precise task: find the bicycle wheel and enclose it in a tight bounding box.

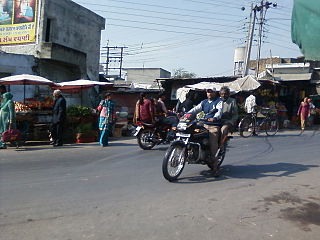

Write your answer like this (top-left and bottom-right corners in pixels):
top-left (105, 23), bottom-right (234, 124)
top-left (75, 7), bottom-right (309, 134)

top-left (265, 117), bottom-right (279, 136)
top-left (239, 116), bottom-right (254, 138)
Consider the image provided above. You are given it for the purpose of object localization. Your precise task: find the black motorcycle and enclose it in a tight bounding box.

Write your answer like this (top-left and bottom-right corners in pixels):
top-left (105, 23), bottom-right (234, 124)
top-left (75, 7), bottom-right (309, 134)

top-left (162, 116), bottom-right (231, 182)
top-left (134, 114), bottom-right (178, 150)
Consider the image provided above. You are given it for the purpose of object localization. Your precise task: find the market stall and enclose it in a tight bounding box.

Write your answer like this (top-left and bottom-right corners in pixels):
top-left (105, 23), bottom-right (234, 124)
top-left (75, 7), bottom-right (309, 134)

top-left (176, 75), bottom-right (261, 102)
top-left (0, 74), bottom-right (58, 141)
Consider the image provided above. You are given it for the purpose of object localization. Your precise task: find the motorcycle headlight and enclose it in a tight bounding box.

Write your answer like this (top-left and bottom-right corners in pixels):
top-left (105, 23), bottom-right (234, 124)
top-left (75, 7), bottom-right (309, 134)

top-left (177, 122), bottom-right (187, 131)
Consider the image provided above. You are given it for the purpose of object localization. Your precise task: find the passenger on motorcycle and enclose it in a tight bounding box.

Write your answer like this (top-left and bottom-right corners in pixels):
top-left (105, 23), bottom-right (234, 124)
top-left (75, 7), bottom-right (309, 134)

top-left (219, 86), bottom-right (238, 144)
top-left (186, 87), bottom-right (223, 173)
top-left (175, 92), bottom-right (194, 117)
top-left (133, 93), bottom-right (154, 124)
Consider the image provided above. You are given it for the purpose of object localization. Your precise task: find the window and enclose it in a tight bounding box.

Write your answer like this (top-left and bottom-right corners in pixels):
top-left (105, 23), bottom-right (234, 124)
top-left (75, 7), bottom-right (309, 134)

top-left (45, 18), bottom-right (51, 42)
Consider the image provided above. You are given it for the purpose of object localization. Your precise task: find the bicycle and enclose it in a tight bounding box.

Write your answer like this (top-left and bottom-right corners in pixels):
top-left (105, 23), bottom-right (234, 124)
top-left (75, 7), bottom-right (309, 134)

top-left (238, 107), bottom-right (279, 138)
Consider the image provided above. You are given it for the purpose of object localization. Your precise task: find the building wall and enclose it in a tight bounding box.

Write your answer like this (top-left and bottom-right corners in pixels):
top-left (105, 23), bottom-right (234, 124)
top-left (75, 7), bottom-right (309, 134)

top-left (1, 0), bottom-right (105, 81)
top-left (0, 53), bottom-right (38, 102)
top-left (125, 68), bottom-right (171, 84)
top-left (43, 0), bottom-right (105, 80)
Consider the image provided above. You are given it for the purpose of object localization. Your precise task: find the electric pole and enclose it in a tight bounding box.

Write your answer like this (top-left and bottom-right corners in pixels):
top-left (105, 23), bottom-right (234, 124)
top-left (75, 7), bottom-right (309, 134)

top-left (242, 1), bottom-right (277, 77)
top-left (102, 46), bottom-right (127, 79)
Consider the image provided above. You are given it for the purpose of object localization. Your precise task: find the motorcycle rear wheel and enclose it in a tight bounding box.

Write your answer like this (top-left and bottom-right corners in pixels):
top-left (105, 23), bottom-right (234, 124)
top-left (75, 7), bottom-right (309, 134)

top-left (137, 129), bottom-right (157, 150)
top-left (162, 145), bottom-right (186, 182)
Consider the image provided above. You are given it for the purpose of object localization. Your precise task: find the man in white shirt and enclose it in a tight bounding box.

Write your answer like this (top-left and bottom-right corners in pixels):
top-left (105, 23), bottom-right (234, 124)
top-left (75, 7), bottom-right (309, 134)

top-left (245, 93), bottom-right (257, 113)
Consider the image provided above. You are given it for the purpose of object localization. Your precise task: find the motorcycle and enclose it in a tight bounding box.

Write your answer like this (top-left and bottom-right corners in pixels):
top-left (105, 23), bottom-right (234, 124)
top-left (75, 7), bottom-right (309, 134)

top-left (134, 114), bottom-right (179, 150)
top-left (162, 115), bottom-right (232, 182)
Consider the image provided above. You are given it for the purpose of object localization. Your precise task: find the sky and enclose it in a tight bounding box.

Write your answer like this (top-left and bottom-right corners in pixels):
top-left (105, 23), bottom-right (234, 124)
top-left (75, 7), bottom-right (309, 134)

top-left (72, 0), bottom-right (301, 78)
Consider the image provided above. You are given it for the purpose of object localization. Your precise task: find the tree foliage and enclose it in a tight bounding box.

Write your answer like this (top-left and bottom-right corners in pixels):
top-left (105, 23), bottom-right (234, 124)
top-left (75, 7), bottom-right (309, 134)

top-left (172, 68), bottom-right (197, 78)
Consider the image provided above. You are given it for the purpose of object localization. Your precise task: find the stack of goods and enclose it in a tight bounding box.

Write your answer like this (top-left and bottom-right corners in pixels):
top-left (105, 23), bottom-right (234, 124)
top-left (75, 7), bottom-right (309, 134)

top-left (14, 102), bottom-right (32, 113)
top-left (25, 97), bottom-right (53, 110)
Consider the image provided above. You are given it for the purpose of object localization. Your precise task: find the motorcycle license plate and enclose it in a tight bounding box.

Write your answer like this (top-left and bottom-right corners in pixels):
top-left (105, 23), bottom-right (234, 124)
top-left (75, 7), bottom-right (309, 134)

top-left (176, 133), bottom-right (191, 138)
top-left (133, 126), bottom-right (142, 136)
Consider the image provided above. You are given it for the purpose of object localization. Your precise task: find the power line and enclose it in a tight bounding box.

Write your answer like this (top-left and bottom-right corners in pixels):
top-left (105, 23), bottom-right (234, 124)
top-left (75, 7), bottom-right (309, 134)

top-left (77, 0), bottom-right (241, 17)
top-left (182, 0), bottom-right (240, 9)
top-left (107, 23), bottom-right (241, 39)
top-left (76, 2), bottom-right (243, 22)
top-left (92, 9), bottom-right (245, 29)
top-left (106, 17), bottom-right (244, 35)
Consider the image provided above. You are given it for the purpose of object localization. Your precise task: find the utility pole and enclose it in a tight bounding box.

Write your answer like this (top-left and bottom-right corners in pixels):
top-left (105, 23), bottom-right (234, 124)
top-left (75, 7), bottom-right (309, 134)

top-left (102, 46), bottom-right (127, 79)
top-left (242, 1), bottom-right (277, 77)
top-left (243, 3), bottom-right (256, 77)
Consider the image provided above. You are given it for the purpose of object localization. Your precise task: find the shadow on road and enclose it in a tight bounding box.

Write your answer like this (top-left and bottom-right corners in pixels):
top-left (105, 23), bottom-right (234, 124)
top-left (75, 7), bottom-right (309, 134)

top-left (175, 162), bottom-right (319, 184)
top-left (14, 145), bottom-right (82, 151)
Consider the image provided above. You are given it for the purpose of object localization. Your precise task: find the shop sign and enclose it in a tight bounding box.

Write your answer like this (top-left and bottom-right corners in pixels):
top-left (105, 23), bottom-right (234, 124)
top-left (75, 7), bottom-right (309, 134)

top-left (0, 0), bottom-right (40, 45)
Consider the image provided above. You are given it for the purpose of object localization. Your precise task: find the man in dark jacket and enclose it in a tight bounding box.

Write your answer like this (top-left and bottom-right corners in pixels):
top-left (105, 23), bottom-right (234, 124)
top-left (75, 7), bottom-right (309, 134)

top-left (51, 90), bottom-right (66, 147)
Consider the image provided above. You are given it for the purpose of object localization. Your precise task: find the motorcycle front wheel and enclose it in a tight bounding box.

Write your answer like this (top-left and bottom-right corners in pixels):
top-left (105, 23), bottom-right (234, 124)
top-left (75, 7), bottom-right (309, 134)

top-left (137, 129), bottom-right (157, 150)
top-left (162, 145), bottom-right (186, 182)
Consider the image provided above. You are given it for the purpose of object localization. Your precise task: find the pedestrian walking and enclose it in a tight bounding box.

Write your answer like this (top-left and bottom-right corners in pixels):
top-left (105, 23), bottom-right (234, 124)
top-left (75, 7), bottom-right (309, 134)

top-left (307, 98), bottom-right (316, 127)
top-left (51, 90), bottom-right (67, 147)
top-left (97, 92), bottom-right (115, 147)
top-left (297, 97), bottom-right (309, 131)
top-left (0, 92), bottom-right (16, 149)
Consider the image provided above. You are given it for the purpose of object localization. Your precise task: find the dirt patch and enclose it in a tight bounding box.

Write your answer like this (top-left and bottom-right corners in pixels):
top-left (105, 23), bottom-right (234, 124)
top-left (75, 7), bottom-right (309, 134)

top-left (260, 192), bottom-right (320, 231)
top-left (280, 202), bottom-right (320, 231)
top-left (264, 192), bottom-right (302, 205)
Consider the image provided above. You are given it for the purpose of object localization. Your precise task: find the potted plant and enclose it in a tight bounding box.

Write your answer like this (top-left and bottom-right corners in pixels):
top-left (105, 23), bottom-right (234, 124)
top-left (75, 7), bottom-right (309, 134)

top-left (75, 122), bottom-right (98, 143)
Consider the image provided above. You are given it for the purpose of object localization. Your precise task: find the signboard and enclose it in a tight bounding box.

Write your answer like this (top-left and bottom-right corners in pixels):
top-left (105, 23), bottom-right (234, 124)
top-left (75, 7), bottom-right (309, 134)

top-left (0, 0), bottom-right (40, 45)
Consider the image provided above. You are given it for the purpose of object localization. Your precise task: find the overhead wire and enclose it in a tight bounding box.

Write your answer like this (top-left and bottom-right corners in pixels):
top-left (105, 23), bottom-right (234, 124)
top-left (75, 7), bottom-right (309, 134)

top-left (107, 23), bottom-right (241, 39)
top-left (105, 17), bottom-right (244, 36)
top-left (79, 0), bottom-right (241, 17)
top-left (76, 2), bottom-right (243, 22)
top-left (92, 9), bottom-right (245, 29)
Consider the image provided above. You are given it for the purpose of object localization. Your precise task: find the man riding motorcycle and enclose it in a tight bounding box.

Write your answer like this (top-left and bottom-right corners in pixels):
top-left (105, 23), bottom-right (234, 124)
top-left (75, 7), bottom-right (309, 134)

top-left (186, 87), bottom-right (222, 175)
top-left (219, 86), bottom-right (238, 144)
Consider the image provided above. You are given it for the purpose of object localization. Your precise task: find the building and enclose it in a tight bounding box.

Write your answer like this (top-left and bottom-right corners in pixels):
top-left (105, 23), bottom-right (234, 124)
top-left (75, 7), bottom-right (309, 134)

top-left (123, 68), bottom-right (171, 89)
top-left (250, 57), bottom-right (320, 119)
top-left (157, 76), bottom-right (238, 109)
top-left (0, 0), bottom-right (105, 103)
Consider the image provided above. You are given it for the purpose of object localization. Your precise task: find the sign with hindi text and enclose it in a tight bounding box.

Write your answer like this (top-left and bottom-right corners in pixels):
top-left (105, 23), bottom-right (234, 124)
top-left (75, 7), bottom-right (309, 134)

top-left (0, 0), bottom-right (40, 45)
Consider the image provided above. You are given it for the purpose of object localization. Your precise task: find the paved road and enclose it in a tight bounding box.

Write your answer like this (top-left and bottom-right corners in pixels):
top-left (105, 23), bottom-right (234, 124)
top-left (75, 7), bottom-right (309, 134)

top-left (0, 130), bottom-right (319, 240)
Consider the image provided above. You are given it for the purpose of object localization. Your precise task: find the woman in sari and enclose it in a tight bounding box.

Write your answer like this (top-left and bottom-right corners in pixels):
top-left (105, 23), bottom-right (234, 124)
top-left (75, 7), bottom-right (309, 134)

top-left (0, 92), bottom-right (16, 149)
top-left (97, 93), bottom-right (115, 147)
top-left (297, 97), bottom-right (310, 131)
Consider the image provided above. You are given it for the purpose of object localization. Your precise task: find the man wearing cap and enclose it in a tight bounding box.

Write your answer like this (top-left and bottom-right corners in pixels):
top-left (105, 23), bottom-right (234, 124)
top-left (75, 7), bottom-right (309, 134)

top-left (187, 87), bottom-right (223, 175)
top-left (51, 90), bottom-right (66, 147)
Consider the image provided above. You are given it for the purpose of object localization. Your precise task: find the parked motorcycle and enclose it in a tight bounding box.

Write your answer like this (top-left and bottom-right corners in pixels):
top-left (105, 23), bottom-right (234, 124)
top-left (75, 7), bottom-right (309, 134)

top-left (134, 114), bottom-right (178, 150)
top-left (162, 116), bottom-right (232, 182)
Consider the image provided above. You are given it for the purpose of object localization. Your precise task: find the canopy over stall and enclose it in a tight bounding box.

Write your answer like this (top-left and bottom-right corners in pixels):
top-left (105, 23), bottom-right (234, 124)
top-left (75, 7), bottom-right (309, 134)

top-left (54, 79), bottom-right (113, 93)
top-left (176, 75), bottom-right (260, 102)
top-left (0, 74), bottom-right (57, 102)
top-left (53, 79), bottom-right (114, 106)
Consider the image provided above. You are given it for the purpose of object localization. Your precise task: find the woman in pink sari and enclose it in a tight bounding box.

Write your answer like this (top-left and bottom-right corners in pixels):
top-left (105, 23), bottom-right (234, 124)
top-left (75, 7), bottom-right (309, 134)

top-left (297, 97), bottom-right (310, 131)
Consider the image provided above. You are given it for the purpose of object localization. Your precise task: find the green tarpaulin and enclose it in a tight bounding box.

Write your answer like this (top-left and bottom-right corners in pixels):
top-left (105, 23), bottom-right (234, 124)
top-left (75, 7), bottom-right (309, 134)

top-left (291, 0), bottom-right (320, 60)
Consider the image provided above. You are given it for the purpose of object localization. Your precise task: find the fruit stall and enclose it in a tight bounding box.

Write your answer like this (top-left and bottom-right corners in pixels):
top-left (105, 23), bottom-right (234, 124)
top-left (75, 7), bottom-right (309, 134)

top-left (14, 97), bottom-right (54, 141)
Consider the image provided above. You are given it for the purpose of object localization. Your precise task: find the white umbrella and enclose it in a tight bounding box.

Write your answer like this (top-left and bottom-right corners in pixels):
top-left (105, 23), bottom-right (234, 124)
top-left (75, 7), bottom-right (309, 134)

top-left (56, 79), bottom-right (113, 88)
top-left (0, 74), bottom-right (55, 85)
top-left (54, 79), bottom-right (113, 105)
top-left (0, 74), bottom-right (56, 102)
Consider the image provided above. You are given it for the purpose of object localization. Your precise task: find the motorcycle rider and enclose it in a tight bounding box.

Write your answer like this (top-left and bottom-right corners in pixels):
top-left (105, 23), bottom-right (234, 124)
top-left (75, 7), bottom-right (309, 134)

top-left (186, 87), bottom-right (223, 175)
top-left (219, 86), bottom-right (238, 144)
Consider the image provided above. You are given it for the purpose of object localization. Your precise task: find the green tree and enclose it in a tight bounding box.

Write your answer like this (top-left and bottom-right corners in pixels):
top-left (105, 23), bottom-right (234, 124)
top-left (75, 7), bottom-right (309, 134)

top-left (172, 68), bottom-right (197, 78)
